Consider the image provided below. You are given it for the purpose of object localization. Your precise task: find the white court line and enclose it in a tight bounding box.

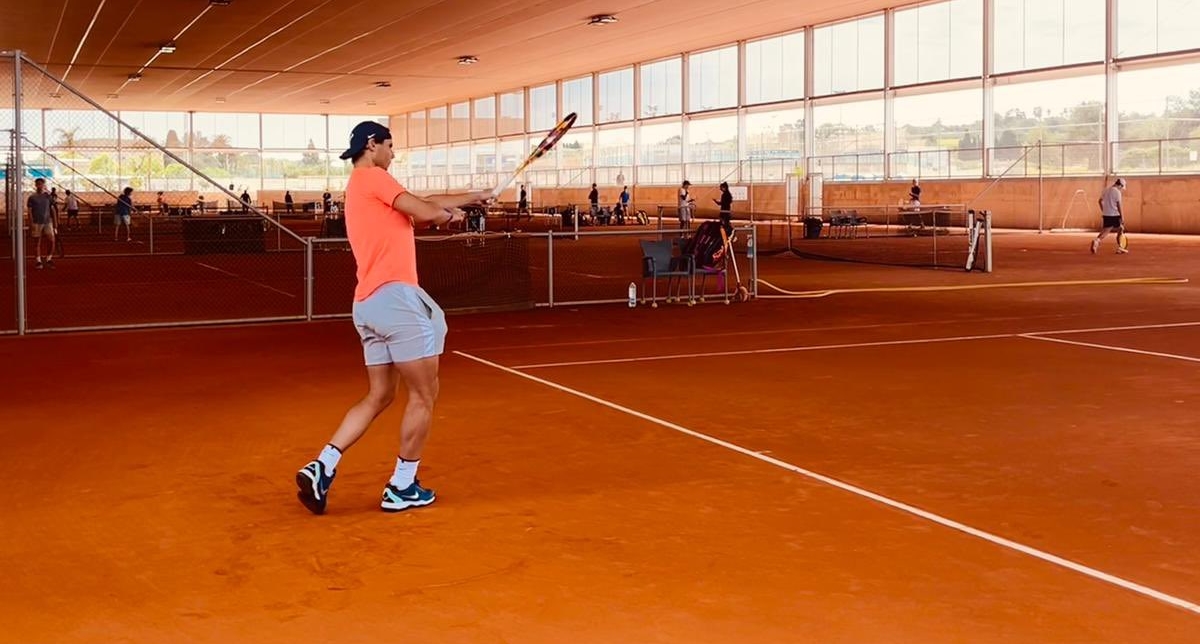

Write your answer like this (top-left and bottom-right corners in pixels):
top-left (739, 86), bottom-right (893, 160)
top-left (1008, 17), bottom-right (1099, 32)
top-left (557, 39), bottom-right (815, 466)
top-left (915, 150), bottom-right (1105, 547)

top-left (195, 262), bottom-right (296, 298)
top-left (1021, 335), bottom-right (1200, 364)
top-left (511, 320), bottom-right (1200, 369)
top-left (454, 349), bottom-right (1200, 616)
top-left (512, 333), bottom-right (1010, 369)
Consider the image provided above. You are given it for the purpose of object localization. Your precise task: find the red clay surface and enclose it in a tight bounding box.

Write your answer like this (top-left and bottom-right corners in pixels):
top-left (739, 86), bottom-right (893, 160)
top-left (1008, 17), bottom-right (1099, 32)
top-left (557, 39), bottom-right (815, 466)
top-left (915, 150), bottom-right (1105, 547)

top-left (1, 232), bottom-right (1199, 643)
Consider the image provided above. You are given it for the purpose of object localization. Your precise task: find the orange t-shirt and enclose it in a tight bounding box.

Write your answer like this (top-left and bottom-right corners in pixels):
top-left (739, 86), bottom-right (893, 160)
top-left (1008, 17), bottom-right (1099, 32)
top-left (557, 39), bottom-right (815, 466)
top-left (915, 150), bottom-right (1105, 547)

top-left (345, 166), bottom-right (416, 301)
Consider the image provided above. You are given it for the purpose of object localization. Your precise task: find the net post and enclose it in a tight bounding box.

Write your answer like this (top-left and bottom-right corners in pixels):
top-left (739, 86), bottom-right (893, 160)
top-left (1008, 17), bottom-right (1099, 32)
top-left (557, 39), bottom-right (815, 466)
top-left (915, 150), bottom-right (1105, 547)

top-left (13, 53), bottom-right (27, 335)
top-left (304, 237), bottom-right (314, 320)
top-left (149, 213), bottom-right (155, 254)
top-left (750, 224), bottom-right (759, 298)
top-left (984, 210), bottom-right (993, 273)
top-left (547, 232), bottom-right (555, 308)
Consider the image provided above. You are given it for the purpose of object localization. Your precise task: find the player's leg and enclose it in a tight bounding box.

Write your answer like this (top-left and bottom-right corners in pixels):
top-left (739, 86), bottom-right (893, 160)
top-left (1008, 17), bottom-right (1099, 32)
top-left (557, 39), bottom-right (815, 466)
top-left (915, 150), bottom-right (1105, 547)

top-left (295, 303), bottom-right (401, 514)
top-left (380, 355), bottom-right (440, 512)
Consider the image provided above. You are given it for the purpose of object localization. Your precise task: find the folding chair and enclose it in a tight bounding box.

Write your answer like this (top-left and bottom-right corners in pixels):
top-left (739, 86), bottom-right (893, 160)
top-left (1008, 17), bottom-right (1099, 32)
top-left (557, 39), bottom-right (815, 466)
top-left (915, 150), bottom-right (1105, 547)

top-left (640, 239), bottom-right (694, 306)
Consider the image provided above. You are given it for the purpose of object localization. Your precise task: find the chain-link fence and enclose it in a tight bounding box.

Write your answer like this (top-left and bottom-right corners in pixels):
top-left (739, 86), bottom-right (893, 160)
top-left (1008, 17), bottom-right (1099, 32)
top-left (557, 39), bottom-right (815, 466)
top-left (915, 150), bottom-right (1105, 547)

top-left (1, 52), bottom-right (18, 334)
top-left (10, 53), bottom-right (309, 331)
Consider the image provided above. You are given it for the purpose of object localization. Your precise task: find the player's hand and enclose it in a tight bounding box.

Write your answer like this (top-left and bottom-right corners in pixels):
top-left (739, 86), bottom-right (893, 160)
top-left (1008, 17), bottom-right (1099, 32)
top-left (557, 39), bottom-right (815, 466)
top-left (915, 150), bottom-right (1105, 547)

top-left (464, 190), bottom-right (492, 205)
top-left (443, 207), bottom-right (465, 225)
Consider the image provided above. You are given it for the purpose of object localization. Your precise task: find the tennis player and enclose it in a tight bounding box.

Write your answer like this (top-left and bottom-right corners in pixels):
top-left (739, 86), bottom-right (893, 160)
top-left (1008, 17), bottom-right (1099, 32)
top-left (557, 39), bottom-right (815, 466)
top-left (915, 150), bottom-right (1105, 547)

top-left (296, 121), bottom-right (488, 515)
top-left (1092, 178), bottom-right (1128, 254)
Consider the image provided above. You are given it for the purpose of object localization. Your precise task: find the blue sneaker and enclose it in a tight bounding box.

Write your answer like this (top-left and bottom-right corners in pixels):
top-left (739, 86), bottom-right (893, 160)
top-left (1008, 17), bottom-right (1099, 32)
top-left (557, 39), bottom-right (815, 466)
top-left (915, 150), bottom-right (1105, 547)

top-left (380, 480), bottom-right (436, 513)
top-left (296, 460), bottom-right (335, 515)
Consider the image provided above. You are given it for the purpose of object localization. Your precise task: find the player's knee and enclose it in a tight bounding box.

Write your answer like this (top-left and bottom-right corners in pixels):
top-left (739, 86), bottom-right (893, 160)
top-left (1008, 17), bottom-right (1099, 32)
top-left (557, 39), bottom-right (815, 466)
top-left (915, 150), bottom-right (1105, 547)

top-left (409, 377), bottom-right (439, 409)
top-left (365, 388), bottom-right (395, 410)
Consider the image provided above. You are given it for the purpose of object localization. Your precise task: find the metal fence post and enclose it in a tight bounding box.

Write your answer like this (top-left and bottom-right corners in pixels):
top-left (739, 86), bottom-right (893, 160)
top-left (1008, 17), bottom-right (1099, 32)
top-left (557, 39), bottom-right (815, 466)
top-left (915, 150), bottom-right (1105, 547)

top-left (547, 232), bottom-right (555, 308)
top-left (14, 52), bottom-right (26, 335)
top-left (304, 237), bottom-right (314, 320)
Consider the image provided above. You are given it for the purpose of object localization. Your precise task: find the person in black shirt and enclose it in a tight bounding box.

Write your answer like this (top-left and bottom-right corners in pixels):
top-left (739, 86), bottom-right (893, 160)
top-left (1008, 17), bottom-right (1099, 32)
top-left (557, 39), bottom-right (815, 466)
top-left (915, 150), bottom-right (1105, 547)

top-left (518, 184), bottom-right (528, 215)
top-left (714, 181), bottom-right (733, 236)
top-left (588, 183), bottom-right (599, 223)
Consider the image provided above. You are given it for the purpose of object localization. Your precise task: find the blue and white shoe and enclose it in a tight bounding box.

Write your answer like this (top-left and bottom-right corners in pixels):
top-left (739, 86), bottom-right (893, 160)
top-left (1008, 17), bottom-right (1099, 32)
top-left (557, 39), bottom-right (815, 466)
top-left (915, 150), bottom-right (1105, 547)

top-left (296, 460), bottom-right (335, 515)
top-left (380, 480), bottom-right (436, 513)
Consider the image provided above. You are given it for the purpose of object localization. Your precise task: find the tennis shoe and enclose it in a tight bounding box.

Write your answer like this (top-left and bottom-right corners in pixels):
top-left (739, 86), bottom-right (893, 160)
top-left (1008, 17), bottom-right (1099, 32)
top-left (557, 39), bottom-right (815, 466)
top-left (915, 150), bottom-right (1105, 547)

top-left (380, 480), bottom-right (436, 513)
top-left (1116, 247), bottom-right (1129, 254)
top-left (1090, 239), bottom-right (1099, 254)
top-left (296, 460), bottom-right (335, 515)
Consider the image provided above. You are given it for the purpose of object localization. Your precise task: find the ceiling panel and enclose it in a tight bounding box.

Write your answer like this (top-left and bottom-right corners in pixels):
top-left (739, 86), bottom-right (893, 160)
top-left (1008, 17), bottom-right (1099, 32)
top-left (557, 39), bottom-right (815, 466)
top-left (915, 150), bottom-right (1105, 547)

top-left (2, 0), bottom-right (898, 114)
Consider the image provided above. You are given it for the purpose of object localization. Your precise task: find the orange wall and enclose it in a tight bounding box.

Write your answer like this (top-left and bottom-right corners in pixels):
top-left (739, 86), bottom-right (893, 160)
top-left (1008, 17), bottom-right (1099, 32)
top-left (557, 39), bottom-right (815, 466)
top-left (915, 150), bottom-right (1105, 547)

top-left (822, 176), bottom-right (1200, 234)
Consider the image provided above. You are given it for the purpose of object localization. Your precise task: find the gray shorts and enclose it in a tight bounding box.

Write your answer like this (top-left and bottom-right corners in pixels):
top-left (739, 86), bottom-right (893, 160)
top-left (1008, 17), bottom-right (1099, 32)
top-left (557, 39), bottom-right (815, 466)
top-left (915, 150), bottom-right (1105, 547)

top-left (352, 282), bottom-right (447, 366)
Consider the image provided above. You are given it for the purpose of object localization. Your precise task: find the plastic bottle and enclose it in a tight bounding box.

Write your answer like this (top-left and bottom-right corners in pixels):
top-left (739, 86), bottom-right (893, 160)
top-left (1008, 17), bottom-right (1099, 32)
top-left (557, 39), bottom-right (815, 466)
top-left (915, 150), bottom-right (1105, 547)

top-left (628, 282), bottom-right (637, 308)
top-left (747, 233), bottom-right (755, 258)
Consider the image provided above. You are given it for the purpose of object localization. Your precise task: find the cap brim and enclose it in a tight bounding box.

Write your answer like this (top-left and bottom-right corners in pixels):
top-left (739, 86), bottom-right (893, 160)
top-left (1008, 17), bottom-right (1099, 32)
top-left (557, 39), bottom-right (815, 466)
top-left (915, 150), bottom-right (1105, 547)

top-left (339, 147), bottom-right (357, 160)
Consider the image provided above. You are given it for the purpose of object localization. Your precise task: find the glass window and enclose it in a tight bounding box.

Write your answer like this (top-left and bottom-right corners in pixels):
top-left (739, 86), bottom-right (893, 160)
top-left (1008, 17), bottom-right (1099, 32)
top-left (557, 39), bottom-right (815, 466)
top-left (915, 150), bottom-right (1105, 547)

top-left (687, 114), bottom-right (738, 162)
top-left (427, 106), bottom-right (448, 145)
top-left (745, 108), bottom-right (805, 159)
top-left (745, 108), bottom-right (805, 181)
top-left (498, 90), bottom-right (524, 135)
top-left (408, 111), bottom-right (427, 147)
top-left (638, 120), bottom-right (683, 166)
top-left (598, 68), bottom-right (634, 123)
top-left (993, 0), bottom-right (1105, 74)
top-left (449, 102), bottom-right (470, 141)
top-left (118, 111), bottom-right (189, 148)
top-left (390, 113), bottom-right (408, 148)
top-left (893, 88), bottom-right (984, 177)
top-left (473, 96), bottom-right (496, 139)
top-left (640, 57), bottom-right (683, 118)
top-left (893, 0), bottom-right (983, 86)
top-left (1116, 61), bottom-right (1200, 172)
top-left (408, 148), bottom-right (428, 177)
top-left (473, 141), bottom-right (496, 173)
top-left (1, 109), bottom-right (43, 146)
top-left (262, 150), bottom-right (329, 191)
top-left (1117, 0), bottom-right (1200, 58)
top-left (529, 83), bottom-right (558, 131)
top-left (262, 114), bottom-right (327, 149)
top-left (191, 112), bottom-right (259, 148)
top-left (596, 127), bottom-right (634, 169)
top-left (557, 131), bottom-right (593, 184)
top-left (562, 76), bottom-right (593, 126)
top-left (813, 15), bottom-right (885, 95)
top-left (499, 137), bottom-right (527, 172)
top-left (746, 32), bottom-right (805, 105)
top-left (812, 99), bottom-right (885, 155)
top-left (446, 144), bottom-right (470, 176)
top-left (993, 74), bottom-right (1105, 144)
top-left (42, 110), bottom-right (119, 148)
top-left (428, 146), bottom-right (447, 177)
top-left (689, 46), bottom-right (738, 111)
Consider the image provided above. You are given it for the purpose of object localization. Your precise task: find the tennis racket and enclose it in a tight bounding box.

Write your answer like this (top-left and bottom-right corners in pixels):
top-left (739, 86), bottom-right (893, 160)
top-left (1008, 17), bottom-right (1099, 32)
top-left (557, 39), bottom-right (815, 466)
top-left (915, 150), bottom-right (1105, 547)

top-left (1117, 226), bottom-right (1129, 251)
top-left (490, 112), bottom-right (578, 201)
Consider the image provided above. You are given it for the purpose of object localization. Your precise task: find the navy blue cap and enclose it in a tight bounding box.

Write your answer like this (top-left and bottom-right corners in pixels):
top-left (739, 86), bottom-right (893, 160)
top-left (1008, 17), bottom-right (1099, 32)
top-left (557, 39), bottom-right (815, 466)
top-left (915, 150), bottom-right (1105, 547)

top-left (339, 121), bottom-right (392, 160)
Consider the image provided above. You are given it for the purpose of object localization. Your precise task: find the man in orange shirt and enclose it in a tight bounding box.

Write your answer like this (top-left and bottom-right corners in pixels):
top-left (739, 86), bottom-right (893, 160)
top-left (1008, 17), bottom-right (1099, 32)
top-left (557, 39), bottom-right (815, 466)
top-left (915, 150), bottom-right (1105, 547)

top-left (296, 121), bottom-right (488, 515)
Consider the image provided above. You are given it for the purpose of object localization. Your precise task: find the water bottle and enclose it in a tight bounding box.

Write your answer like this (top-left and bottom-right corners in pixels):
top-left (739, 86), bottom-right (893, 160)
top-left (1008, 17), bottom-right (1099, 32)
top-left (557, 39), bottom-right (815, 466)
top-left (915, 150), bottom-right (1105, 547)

top-left (628, 282), bottom-right (637, 308)
top-left (747, 234), bottom-right (755, 258)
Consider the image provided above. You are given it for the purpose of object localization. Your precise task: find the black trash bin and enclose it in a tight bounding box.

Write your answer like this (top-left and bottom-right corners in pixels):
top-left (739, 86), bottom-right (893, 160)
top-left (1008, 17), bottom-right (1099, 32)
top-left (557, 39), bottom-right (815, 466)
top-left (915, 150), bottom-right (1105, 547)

top-left (804, 216), bottom-right (823, 239)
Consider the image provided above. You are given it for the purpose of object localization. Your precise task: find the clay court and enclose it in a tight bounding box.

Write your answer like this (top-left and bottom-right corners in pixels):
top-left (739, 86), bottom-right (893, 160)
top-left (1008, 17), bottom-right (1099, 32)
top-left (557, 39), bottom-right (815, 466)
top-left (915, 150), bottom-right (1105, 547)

top-left (3, 230), bottom-right (1199, 643)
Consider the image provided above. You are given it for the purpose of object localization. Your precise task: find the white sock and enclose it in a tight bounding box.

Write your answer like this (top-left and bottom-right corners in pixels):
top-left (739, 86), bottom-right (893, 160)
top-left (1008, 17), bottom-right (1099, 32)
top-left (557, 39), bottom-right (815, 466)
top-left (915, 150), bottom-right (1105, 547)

top-left (389, 458), bottom-right (420, 489)
top-left (317, 444), bottom-right (342, 473)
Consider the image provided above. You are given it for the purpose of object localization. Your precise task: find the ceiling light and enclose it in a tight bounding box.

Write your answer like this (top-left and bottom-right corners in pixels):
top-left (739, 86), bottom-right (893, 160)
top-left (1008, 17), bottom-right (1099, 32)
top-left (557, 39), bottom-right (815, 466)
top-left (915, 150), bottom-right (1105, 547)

top-left (588, 14), bottom-right (618, 26)
top-left (128, 73), bottom-right (142, 82)
top-left (209, 0), bottom-right (231, 6)
top-left (457, 55), bottom-right (478, 66)
top-left (50, 93), bottom-right (62, 99)
top-left (374, 81), bottom-right (391, 88)
top-left (366, 100), bottom-right (377, 106)
top-left (319, 99), bottom-right (330, 105)
top-left (107, 93), bottom-right (119, 99)
top-left (159, 42), bottom-right (177, 54)
top-left (215, 97), bottom-right (226, 104)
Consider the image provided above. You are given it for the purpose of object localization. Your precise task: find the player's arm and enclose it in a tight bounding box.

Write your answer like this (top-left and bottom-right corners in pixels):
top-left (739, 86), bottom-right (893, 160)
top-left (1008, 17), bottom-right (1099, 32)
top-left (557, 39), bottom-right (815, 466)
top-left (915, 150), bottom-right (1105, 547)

top-left (424, 191), bottom-right (491, 210)
top-left (392, 192), bottom-right (464, 226)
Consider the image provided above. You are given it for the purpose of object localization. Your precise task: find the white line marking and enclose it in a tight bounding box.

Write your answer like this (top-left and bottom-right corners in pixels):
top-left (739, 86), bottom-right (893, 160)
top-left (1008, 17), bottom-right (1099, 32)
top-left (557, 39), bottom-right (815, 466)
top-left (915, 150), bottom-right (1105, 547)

top-left (756, 276), bottom-right (1190, 299)
top-left (453, 350), bottom-right (1200, 616)
top-left (510, 321), bottom-right (1200, 369)
top-left (512, 333), bottom-right (1010, 369)
top-left (1020, 335), bottom-right (1200, 364)
top-left (195, 262), bottom-right (296, 298)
